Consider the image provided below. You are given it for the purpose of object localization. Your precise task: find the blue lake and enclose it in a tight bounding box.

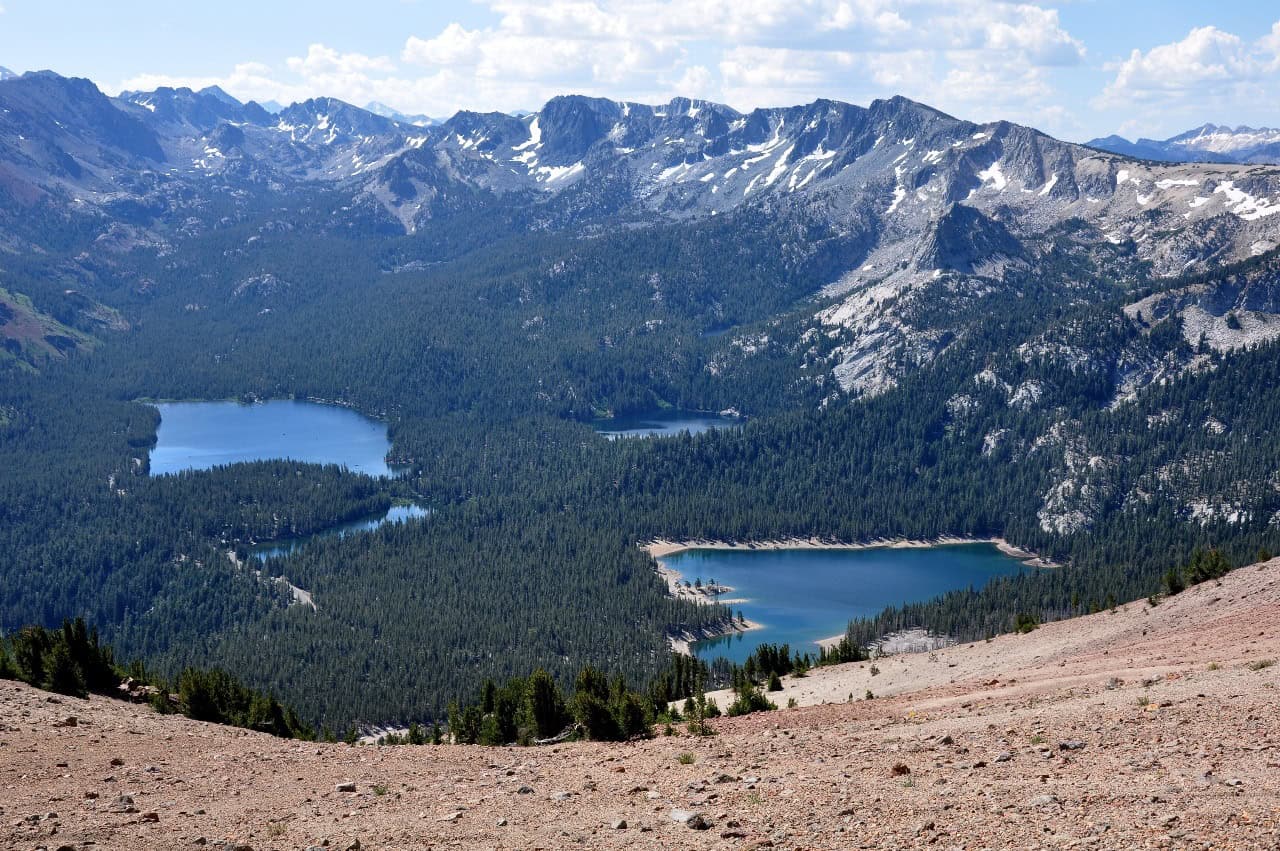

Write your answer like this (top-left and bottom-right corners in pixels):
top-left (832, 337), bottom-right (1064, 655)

top-left (660, 544), bottom-right (1028, 664)
top-left (149, 400), bottom-right (399, 477)
top-left (592, 409), bottom-right (740, 440)
top-left (250, 504), bottom-right (430, 562)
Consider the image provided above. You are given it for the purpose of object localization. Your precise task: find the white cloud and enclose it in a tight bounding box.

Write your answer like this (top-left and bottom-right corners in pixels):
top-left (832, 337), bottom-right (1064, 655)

top-left (1095, 21), bottom-right (1280, 133)
top-left (115, 61), bottom-right (313, 106)
top-left (286, 44), bottom-right (394, 77)
top-left (402, 23), bottom-right (482, 66)
top-left (673, 64), bottom-right (715, 99)
top-left (821, 1), bottom-right (910, 35)
top-left (979, 5), bottom-right (1083, 66)
top-left (1100, 23), bottom-right (1280, 107)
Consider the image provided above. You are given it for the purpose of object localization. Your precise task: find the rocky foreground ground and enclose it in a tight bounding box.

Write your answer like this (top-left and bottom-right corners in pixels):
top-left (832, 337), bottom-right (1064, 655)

top-left (4, 559), bottom-right (1280, 850)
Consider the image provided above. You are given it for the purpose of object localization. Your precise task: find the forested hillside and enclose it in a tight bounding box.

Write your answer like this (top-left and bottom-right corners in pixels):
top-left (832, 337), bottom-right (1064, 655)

top-left (5, 72), bottom-right (1280, 727)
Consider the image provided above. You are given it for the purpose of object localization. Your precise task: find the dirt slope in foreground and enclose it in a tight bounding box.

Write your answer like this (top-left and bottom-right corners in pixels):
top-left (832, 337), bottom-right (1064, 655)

top-left (4, 559), bottom-right (1280, 850)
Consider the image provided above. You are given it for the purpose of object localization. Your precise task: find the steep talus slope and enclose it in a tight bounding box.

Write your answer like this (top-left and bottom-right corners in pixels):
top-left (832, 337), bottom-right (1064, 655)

top-left (0, 71), bottom-right (165, 206)
top-left (1125, 249), bottom-right (1280, 352)
top-left (4, 559), bottom-right (1278, 850)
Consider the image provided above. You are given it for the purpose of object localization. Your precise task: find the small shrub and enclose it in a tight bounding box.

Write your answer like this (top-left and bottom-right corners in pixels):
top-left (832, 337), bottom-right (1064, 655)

top-left (1207, 662), bottom-right (1220, 671)
top-left (864, 689), bottom-right (875, 700)
top-left (726, 681), bottom-right (776, 717)
top-left (788, 697), bottom-right (798, 709)
top-left (868, 664), bottom-right (880, 677)
top-left (372, 784), bottom-right (388, 796)
top-left (890, 763), bottom-right (910, 777)
top-left (677, 752), bottom-right (695, 765)
top-left (1247, 659), bottom-right (1275, 671)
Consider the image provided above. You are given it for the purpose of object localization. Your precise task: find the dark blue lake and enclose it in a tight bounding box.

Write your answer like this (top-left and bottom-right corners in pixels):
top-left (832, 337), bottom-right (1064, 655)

top-left (660, 544), bottom-right (1028, 664)
top-left (149, 400), bottom-right (398, 477)
top-left (250, 504), bottom-right (430, 562)
top-left (592, 408), bottom-right (740, 439)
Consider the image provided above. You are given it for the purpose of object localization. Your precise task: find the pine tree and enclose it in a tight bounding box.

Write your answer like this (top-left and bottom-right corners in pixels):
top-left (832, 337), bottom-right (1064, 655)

top-left (526, 669), bottom-right (566, 740)
top-left (43, 642), bottom-right (86, 697)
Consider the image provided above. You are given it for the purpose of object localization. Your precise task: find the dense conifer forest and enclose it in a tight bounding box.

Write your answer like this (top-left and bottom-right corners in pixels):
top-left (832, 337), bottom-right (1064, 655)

top-left (4, 190), bottom-right (1280, 729)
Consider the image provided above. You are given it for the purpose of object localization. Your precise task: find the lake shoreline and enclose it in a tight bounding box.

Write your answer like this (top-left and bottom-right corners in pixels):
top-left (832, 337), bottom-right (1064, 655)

top-left (146, 398), bottom-right (400, 478)
top-left (656, 558), bottom-right (764, 655)
top-left (649, 536), bottom-right (1056, 658)
top-left (644, 535), bottom-right (1060, 569)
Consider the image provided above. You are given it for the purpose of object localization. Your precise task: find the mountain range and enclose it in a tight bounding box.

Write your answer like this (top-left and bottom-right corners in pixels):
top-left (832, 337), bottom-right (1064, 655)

top-left (5, 68), bottom-right (1280, 402)
top-left (1089, 124), bottom-right (1280, 165)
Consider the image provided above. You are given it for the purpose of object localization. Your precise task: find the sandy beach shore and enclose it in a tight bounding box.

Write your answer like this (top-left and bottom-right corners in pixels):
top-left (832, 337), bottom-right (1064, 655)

top-left (644, 535), bottom-right (1059, 568)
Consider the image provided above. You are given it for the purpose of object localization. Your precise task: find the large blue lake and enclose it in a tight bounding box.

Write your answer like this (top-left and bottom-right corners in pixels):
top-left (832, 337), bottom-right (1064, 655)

top-left (592, 408), bottom-right (740, 439)
top-left (660, 544), bottom-right (1027, 664)
top-left (149, 400), bottom-right (398, 477)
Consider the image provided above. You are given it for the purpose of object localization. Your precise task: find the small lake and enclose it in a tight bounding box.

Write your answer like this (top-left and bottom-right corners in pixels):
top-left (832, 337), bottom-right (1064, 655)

top-left (660, 544), bottom-right (1028, 664)
top-left (251, 504), bottom-right (430, 561)
top-left (592, 408), bottom-right (740, 440)
top-left (149, 400), bottom-right (399, 477)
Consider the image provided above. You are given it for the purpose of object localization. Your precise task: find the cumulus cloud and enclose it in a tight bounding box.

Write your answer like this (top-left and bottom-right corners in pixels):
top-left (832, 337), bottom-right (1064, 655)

top-left (978, 5), bottom-right (1083, 66)
top-left (402, 23), bottom-right (481, 67)
top-left (1102, 22), bottom-right (1280, 105)
top-left (1096, 21), bottom-right (1280, 132)
top-left (286, 44), bottom-right (394, 77)
top-left (108, 1), bottom-right (1090, 134)
top-left (116, 61), bottom-right (314, 106)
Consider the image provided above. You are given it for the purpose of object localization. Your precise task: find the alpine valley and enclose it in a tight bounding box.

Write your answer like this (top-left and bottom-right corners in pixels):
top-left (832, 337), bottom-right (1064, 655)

top-left (4, 69), bottom-right (1280, 730)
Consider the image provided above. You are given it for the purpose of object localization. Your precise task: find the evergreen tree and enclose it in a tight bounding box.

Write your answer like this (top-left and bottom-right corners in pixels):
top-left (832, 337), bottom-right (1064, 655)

top-left (526, 669), bottom-right (566, 740)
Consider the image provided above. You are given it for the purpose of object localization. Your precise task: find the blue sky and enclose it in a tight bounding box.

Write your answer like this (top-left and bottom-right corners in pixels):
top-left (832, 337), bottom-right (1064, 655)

top-left (2, 1), bottom-right (1278, 141)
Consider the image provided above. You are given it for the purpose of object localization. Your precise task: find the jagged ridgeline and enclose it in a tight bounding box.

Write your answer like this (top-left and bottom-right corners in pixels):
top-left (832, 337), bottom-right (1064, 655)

top-left (3, 70), bottom-right (1280, 728)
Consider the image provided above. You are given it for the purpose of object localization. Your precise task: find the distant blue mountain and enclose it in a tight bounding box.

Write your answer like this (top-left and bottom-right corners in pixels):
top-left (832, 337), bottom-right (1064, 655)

top-left (1089, 124), bottom-right (1280, 164)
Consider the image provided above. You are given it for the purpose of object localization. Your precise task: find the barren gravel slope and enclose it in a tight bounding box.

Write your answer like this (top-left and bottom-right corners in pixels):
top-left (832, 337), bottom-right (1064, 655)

top-left (4, 560), bottom-right (1280, 850)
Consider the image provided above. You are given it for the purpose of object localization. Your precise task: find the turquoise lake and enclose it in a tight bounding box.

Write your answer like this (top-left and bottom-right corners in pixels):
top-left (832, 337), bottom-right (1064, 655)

top-left (660, 544), bottom-right (1028, 664)
top-left (149, 400), bottom-right (399, 477)
top-left (592, 408), bottom-right (740, 439)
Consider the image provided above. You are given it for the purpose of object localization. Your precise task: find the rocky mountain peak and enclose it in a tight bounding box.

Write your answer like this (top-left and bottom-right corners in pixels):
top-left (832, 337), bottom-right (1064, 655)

top-left (121, 85), bottom-right (268, 131)
top-left (536, 95), bottom-right (627, 164)
top-left (197, 84), bottom-right (240, 107)
top-left (0, 70), bottom-right (165, 163)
